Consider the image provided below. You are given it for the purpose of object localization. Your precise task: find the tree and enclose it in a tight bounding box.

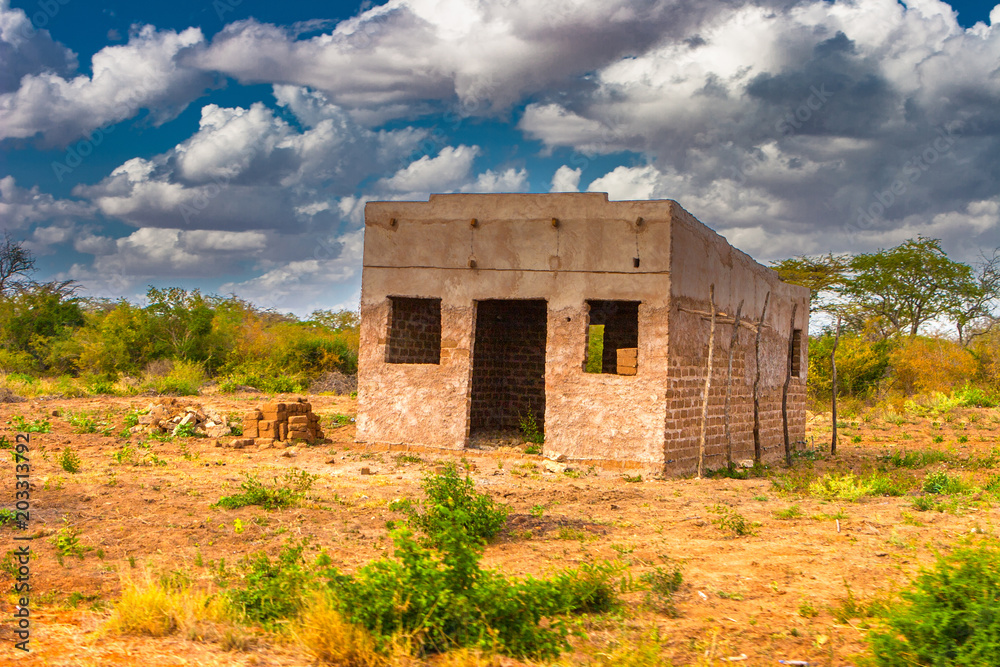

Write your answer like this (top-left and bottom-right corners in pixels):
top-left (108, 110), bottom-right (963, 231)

top-left (840, 237), bottom-right (975, 339)
top-left (771, 253), bottom-right (850, 313)
top-left (0, 232), bottom-right (36, 295)
top-left (950, 249), bottom-right (1000, 346)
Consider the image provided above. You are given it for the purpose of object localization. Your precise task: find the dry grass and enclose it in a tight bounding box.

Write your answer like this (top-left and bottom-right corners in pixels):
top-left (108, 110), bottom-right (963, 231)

top-left (292, 592), bottom-right (387, 666)
top-left (103, 571), bottom-right (230, 639)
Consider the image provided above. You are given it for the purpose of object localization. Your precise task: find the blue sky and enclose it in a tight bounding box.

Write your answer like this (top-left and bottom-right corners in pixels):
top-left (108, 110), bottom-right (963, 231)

top-left (2, 0), bottom-right (999, 315)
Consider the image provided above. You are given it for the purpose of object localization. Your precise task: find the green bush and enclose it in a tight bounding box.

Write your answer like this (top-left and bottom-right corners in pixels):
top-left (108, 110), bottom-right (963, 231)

top-left (640, 564), bottom-right (684, 616)
top-left (406, 463), bottom-right (509, 547)
top-left (145, 359), bottom-right (206, 396)
top-left (227, 539), bottom-right (316, 625)
top-left (868, 543), bottom-right (1000, 666)
top-left (59, 448), bottom-right (81, 473)
top-left (322, 520), bottom-right (616, 659)
top-left (214, 470), bottom-right (316, 510)
top-left (922, 471), bottom-right (967, 495)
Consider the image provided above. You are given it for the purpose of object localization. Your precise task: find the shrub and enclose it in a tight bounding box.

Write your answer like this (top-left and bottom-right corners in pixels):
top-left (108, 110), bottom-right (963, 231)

top-left (867, 543), bottom-right (1000, 666)
top-left (145, 359), bottom-right (206, 396)
top-left (640, 564), bottom-right (684, 617)
top-left (518, 413), bottom-right (543, 445)
top-left (227, 540), bottom-right (316, 624)
top-left (406, 464), bottom-right (509, 546)
top-left (890, 337), bottom-right (976, 396)
top-left (922, 470), bottom-right (967, 495)
top-left (59, 448), bottom-right (81, 473)
top-left (709, 505), bottom-right (758, 537)
top-left (214, 470), bottom-right (316, 510)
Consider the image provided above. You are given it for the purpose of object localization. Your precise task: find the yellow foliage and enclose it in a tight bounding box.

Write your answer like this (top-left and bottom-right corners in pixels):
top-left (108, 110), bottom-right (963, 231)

top-left (104, 573), bottom-right (230, 638)
top-left (293, 592), bottom-right (385, 666)
top-left (890, 336), bottom-right (976, 395)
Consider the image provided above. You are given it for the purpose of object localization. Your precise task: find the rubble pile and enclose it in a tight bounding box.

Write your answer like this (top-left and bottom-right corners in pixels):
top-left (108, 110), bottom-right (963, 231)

top-left (238, 397), bottom-right (326, 447)
top-left (132, 398), bottom-right (235, 438)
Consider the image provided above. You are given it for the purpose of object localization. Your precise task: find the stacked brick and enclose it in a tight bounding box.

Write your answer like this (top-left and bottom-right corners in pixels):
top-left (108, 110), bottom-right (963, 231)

top-left (616, 348), bottom-right (638, 375)
top-left (240, 398), bottom-right (325, 446)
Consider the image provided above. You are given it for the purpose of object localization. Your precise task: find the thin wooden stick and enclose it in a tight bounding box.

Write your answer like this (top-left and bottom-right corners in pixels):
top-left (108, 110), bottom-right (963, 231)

top-left (831, 314), bottom-right (841, 455)
top-left (752, 292), bottom-right (771, 465)
top-left (724, 300), bottom-right (744, 471)
top-left (698, 284), bottom-right (716, 479)
top-left (782, 303), bottom-right (799, 466)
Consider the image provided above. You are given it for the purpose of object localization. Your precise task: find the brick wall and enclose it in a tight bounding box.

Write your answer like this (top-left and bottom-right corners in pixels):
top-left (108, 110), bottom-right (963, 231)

top-left (385, 297), bottom-right (442, 364)
top-left (470, 299), bottom-right (547, 433)
top-left (662, 310), bottom-right (807, 475)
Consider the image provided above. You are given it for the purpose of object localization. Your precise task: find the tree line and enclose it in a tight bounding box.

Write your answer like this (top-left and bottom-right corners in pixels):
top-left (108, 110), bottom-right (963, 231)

top-left (0, 233), bottom-right (358, 392)
top-left (772, 236), bottom-right (1000, 402)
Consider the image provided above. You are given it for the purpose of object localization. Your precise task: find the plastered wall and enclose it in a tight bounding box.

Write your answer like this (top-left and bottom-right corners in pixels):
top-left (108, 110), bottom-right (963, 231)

top-left (357, 193), bottom-right (809, 474)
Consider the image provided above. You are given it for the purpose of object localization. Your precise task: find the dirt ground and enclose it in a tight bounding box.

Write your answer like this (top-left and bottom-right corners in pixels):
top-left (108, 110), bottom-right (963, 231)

top-left (1, 393), bottom-right (998, 666)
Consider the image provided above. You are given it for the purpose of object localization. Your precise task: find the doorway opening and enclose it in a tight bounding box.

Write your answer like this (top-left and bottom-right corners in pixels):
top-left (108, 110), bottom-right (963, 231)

top-left (469, 300), bottom-right (547, 441)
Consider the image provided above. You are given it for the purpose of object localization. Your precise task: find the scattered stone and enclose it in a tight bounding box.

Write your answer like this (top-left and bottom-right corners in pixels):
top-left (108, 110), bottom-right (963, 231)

top-left (282, 448), bottom-right (297, 458)
top-left (738, 459), bottom-right (755, 468)
top-left (0, 387), bottom-right (26, 403)
top-left (131, 398), bottom-right (237, 438)
top-left (229, 438), bottom-right (254, 449)
top-left (546, 453), bottom-right (567, 463)
top-left (544, 460), bottom-right (567, 474)
top-left (360, 467), bottom-right (373, 475)
top-left (434, 465), bottom-right (446, 474)
top-left (325, 457), bottom-right (337, 464)
top-left (50, 409), bottom-right (61, 417)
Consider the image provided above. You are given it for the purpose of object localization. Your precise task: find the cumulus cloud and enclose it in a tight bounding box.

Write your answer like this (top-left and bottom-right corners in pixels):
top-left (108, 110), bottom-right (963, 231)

top-left (218, 228), bottom-right (365, 315)
top-left (550, 165), bottom-right (582, 192)
top-left (380, 145), bottom-right (480, 192)
top-left (461, 167), bottom-right (529, 193)
top-left (0, 24), bottom-right (214, 145)
top-left (74, 91), bottom-right (427, 232)
top-left (191, 0), bottom-right (731, 123)
top-left (522, 0), bottom-right (1000, 259)
top-left (0, 0), bottom-right (77, 94)
top-left (0, 176), bottom-right (94, 229)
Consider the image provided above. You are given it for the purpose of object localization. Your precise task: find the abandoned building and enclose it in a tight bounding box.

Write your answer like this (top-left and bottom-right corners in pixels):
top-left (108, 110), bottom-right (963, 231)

top-left (356, 193), bottom-right (809, 475)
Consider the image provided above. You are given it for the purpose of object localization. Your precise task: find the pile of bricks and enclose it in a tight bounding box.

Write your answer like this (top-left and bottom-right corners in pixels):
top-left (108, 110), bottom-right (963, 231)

top-left (239, 398), bottom-right (325, 447)
top-left (616, 348), bottom-right (638, 375)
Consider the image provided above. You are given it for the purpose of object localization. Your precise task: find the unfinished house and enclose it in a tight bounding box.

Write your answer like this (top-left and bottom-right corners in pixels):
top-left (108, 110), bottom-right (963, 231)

top-left (357, 193), bottom-right (809, 475)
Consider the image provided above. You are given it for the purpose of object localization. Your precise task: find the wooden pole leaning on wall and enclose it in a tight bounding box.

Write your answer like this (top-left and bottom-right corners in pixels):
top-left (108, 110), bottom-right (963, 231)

top-left (831, 314), bottom-right (841, 455)
top-left (782, 303), bottom-right (799, 467)
top-left (697, 284), bottom-right (717, 479)
top-left (752, 292), bottom-right (771, 465)
top-left (724, 299), bottom-right (744, 472)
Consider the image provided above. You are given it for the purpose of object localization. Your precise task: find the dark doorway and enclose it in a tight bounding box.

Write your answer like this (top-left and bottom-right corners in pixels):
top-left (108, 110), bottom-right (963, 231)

top-left (469, 299), bottom-right (547, 437)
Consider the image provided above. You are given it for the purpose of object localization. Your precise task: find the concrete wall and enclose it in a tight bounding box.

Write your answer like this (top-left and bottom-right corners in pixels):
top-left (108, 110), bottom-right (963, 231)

top-left (357, 193), bottom-right (809, 474)
top-left (664, 204), bottom-right (810, 474)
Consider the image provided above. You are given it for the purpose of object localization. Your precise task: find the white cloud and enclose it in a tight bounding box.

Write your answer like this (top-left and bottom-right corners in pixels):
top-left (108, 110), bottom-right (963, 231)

top-left (0, 176), bottom-right (94, 229)
top-left (75, 92), bottom-right (425, 231)
top-left (462, 167), bottom-right (528, 193)
top-left (0, 24), bottom-right (213, 145)
top-left (550, 165), bottom-right (582, 192)
top-left (192, 0), bottom-right (728, 123)
top-left (380, 145), bottom-right (479, 192)
top-left (0, 0), bottom-right (77, 94)
top-left (219, 228), bottom-right (365, 315)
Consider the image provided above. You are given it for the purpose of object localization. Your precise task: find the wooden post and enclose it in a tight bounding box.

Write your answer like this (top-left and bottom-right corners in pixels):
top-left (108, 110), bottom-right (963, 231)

top-left (831, 315), bottom-right (841, 455)
top-left (782, 303), bottom-right (799, 467)
top-left (698, 284), bottom-right (716, 479)
top-left (752, 292), bottom-right (771, 465)
top-left (724, 300), bottom-right (744, 471)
